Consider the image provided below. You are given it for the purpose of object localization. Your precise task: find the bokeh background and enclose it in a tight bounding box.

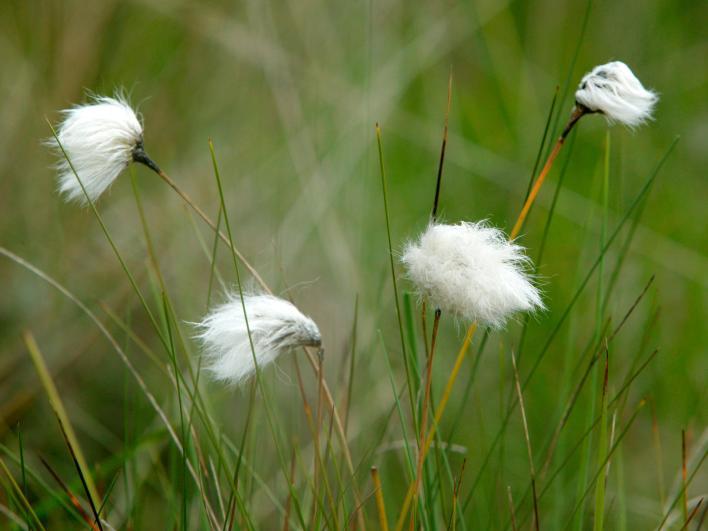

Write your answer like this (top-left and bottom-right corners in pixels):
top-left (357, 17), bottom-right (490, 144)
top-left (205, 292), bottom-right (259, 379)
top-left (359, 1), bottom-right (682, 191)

top-left (0, 0), bottom-right (706, 528)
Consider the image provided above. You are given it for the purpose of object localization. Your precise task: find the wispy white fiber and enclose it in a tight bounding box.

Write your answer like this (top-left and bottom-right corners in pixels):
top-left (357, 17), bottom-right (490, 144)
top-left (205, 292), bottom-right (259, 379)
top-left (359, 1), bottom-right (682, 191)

top-left (401, 222), bottom-right (543, 328)
top-left (575, 61), bottom-right (658, 128)
top-left (196, 293), bottom-right (322, 385)
top-left (48, 95), bottom-right (144, 204)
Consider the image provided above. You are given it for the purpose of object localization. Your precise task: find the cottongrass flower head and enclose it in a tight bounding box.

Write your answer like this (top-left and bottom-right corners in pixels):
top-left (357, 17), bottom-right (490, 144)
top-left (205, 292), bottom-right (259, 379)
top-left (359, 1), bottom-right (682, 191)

top-left (574, 61), bottom-right (658, 128)
top-left (196, 293), bottom-right (322, 385)
top-left (401, 221), bottom-right (543, 328)
top-left (48, 94), bottom-right (159, 204)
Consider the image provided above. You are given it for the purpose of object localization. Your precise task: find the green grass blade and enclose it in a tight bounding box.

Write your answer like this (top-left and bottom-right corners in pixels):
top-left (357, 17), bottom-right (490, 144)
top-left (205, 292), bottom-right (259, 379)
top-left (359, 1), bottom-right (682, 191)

top-left (22, 331), bottom-right (101, 510)
top-left (462, 138), bottom-right (678, 515)
top-left (565, 399), bottom-right (645, 528)
top-left (161, 294), bottom-right (189, 530)
top-left (379, 332), bottom-right (415, 480)
top-left (208, 139), bottom-right (306, 529)
top-left (523, 86), bottom-right (560, 205)
top-left (0, 456), bottom-right (46, 531)
top-left (546, 0), bottom-right (593, 145)
top-left (375, 124), bottom-right (416, 427)
top-left (17, 424), bottom-right (29, 529)
top-left (592, 351), bottom-right (610, 531)
top-left (576, 129), bottom-right (611, 530)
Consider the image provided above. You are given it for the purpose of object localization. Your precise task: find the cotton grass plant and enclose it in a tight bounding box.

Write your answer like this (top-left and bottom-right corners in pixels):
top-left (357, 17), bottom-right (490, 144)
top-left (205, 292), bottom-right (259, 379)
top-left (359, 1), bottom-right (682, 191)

top-left (44, 95), bottom-right (364, 529)
top-left (48, 92), bottom-right (268, 288)
top-left (0, 38), bottom-right (694, 531)
top-left (373, 59), bottom-right (670, 531)
top-left (511, 61), bottom-right (658, 239)
top-left (398, 219), bottom-right (543, 528)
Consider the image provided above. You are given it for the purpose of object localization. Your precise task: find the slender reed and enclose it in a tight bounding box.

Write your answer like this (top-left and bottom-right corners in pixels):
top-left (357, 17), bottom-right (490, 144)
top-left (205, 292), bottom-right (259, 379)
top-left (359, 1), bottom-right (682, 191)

top-left (394, 323), bottom-right (477, 531)
top-left (507, 486), bottom-right (518, 531)
top-left (510, 105), bottom-right (586, 239)
top-left (410, 309), bottom-right (441, 528)
top-left (431, 71), bottom-right (453, 221)
top-left (22, 331), bottom-right (101, 508)
top-left (376, 123), bottom-right (416, 435)
top-left (682, 430), bottom-right (688, 525)
top-left (511, 351), bottom-right (540, 531)
top-left (0, 455), bottom-right (47, 531)
top-left (371, 467), bottom-right (390, 531)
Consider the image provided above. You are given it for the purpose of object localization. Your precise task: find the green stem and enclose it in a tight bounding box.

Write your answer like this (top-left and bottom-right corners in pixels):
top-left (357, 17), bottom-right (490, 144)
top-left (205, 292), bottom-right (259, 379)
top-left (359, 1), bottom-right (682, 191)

top-left (375, 125), bottom-right (416, 429)
top-left (576, 130), bottom-right (611, 530)
top-left (208, 140), bottom-right (307, 529)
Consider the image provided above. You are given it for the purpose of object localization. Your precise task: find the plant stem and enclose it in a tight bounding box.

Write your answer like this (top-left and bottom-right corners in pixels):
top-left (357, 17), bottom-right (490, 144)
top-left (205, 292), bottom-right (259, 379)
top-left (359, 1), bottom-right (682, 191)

top-left (411, 309), bottom-right (441, 527)
top-left (395, 323), bottom-right (478, 531)
top-left (376, 123), bottom-right (416, 437)
top-left (592, 350), bottom-right (610, 531)
top-left (577, 129), bottom-right (611, 529)
top-left (371, 467), bottom-right (390, 531)
top-left (153, 168), bottom-right (270, 292)
top-left (431, 71), bottom-right (453, 221)
top-left (23, 331), bottom-right (101, 510)
top-left (509, 105), bottom-right (587, 240)
top-left (682, 429), bottom-right (688, 525)
top-left (511, 351), bottom-right (539, 531)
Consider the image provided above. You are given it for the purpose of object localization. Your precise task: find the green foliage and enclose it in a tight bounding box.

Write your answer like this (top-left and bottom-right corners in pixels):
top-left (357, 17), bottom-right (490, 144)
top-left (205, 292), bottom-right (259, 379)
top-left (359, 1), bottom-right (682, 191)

top-left (0, 0), bottom-right (705, 529)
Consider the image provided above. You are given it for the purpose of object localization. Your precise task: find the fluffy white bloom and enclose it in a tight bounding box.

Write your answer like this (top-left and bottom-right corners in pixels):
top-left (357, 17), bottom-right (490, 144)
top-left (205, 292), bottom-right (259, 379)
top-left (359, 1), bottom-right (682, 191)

top-left (48, 95), bottom-right (145, 204)
top-left (401, 222), bottom-right (543, 328)
top-left (575, 61), bottom-right (658, 128)
top-left (196, 293), bottom-right (322, 385)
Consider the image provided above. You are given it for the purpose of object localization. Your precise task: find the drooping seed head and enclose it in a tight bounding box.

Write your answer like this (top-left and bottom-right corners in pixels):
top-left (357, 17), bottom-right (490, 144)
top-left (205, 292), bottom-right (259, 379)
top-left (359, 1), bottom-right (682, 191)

top-left (195, 293), bottom-right (322, 385)
top-left (48, 94), bottom-right (145, 204)
top-left (574, 61), bottom-right (658, 128)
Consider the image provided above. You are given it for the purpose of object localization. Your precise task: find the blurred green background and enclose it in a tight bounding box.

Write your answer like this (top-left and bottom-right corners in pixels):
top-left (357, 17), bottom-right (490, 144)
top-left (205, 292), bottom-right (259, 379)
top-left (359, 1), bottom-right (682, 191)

top-left (0, 0), bottom-right (706, 528)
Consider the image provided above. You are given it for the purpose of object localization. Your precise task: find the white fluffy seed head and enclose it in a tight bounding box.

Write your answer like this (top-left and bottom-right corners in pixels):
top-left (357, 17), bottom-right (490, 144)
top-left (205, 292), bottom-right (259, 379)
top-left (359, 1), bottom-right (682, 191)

top-left (48, 95), bottom-right (144, 204)
top-left (195, 293), bottom-right (322, 385)
top-left (401, 221), bottom-right (543, 328)
top-left (574, 61), bottom-right (658, 128)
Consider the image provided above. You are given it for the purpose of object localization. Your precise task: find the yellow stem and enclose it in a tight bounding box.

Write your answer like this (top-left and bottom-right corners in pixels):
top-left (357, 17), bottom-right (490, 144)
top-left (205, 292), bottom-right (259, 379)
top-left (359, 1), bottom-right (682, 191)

top-left (411, 309), bottom-right (441, 527)
top-left (510, 139), bottom-right (563, 240)
top-left (509, 105), bottom-right (585, 240)
top-left (23, 331), bottom-right (101, 508)
top-left (395, 323), bottom-right (477, 531)
top-left (371, 467), bottom-right (390, 531)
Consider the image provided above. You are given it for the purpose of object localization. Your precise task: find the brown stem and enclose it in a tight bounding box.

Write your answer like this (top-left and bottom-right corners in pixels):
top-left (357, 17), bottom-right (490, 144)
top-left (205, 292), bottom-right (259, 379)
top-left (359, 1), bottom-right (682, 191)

top-left (154, 169), bottom-right (270, 292)
top-left (304, 346), bottom-right (366, 530)
top-left (421, 300), bottom-right (429, 358)
top-left (509, 105), bottom-right (587, 240)
top-left (411, 309), bottom-right (441, 528)
top-left (431, 71), bottom-right (453, 221)
top-left (395, 323), bottom-right (477, 531)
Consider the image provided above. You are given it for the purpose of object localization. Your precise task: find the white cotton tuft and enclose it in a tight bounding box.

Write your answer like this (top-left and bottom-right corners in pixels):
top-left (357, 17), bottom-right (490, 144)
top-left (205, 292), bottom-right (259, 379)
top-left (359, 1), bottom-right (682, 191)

top-left (195, 293), bottom-right (322, 385)
top-left (401, 221), bottom-right (543, 328)
top-left (48, 95), bottom-right (144, 204)
top-left (574, 61), bottom-right (658, 128)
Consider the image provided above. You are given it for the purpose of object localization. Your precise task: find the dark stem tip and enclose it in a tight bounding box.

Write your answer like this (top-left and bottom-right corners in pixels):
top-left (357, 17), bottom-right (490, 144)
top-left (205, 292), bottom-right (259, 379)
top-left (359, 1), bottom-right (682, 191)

top-left (560, 105), bottom-right (590, 140)
top-left (132, 142), bottom-right (161, 174)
